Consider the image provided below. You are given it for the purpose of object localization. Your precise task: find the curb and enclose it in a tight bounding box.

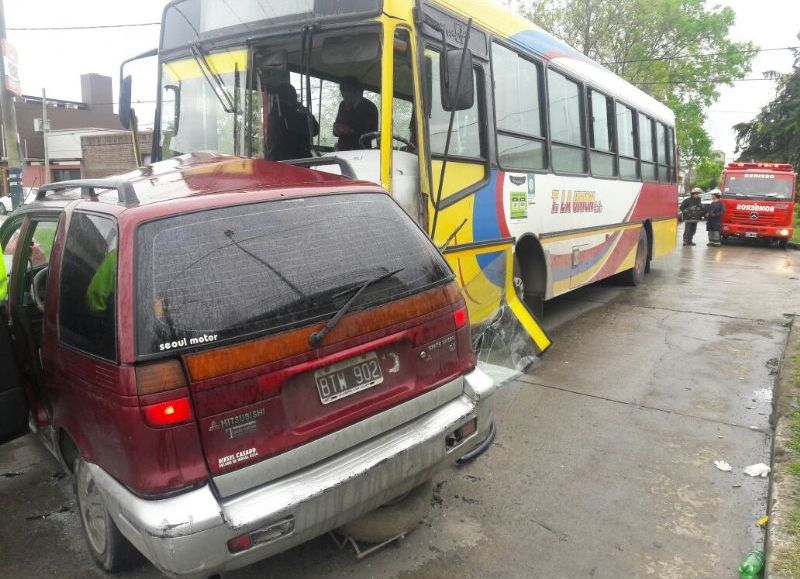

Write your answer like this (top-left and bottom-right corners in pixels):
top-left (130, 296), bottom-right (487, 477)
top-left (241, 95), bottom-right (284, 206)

top-left (766, 316), bottom-right (800, 578)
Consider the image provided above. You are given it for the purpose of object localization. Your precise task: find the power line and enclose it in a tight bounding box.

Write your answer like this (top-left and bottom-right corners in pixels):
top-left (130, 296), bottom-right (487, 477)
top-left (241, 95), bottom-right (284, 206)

top-left (634, 77), bottom-right (783, 86)
top-left (604, 45), bottom-right (799, 65)
top-left (8, 22), bottom-right (159, 31)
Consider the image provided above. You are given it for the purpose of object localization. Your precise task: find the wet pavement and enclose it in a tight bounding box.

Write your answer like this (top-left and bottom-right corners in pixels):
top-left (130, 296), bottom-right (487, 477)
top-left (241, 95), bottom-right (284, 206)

top-left (1, 227), bottom-right (796, 578)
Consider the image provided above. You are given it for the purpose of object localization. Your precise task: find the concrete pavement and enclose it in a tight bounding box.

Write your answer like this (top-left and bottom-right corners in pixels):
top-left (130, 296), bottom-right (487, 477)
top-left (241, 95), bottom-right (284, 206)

top-left (0, 228), bottom-right (796, 578)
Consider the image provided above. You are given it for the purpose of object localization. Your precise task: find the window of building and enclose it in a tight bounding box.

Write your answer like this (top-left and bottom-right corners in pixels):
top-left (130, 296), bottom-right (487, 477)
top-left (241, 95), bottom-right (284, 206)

top-left (59, 213), bottom-right (118, 361)
top-left (427, 49), bottom-right (483, 159)
top-left (547, 69), bottom-right (585, 173)
top-left (588, 89), bottom-right (615, 178)
top-left (52, 168), bottom-right (81, 182)
top-left (616, 103), bottom-right (638, 180)
top-left (492, 42), bottom-right (545, 171)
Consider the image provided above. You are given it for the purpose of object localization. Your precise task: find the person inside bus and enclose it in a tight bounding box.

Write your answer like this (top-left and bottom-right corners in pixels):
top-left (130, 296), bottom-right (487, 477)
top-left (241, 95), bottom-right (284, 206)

top-left (705, 192), bottom-right (725, 247)
top-left (680, 187), bottom-right (706, 246)
top-left (266, 82), bottom-right (319, 161)
top-left (333, 76), bottom-right (379, 151)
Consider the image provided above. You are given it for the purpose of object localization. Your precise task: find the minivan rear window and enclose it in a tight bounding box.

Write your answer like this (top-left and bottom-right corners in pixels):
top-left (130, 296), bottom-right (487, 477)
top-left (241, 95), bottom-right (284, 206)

top-left (135, 193), bottom-right (452, 356)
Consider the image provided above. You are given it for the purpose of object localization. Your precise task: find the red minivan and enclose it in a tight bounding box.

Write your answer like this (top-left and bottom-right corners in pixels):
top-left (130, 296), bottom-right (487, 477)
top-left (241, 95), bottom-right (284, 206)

top-left (0, 153), bottom-right (496, 578)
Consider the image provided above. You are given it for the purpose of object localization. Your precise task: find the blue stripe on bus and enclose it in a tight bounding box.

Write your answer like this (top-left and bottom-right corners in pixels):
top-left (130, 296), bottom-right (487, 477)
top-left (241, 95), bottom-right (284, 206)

top-left (508, 30), bottom-right (594, 65)
top-left (472, 171), bottom-right (505, 287)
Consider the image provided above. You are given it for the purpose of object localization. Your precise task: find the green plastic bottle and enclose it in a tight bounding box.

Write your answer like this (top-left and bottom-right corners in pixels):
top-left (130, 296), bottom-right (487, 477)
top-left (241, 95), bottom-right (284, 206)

top-left (738, 550), bottom-right (765, 579)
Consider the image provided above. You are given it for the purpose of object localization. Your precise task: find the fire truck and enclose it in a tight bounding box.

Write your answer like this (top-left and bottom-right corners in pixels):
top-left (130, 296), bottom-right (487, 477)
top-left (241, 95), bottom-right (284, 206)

top-left (721, 162), bottom-right (797, 249)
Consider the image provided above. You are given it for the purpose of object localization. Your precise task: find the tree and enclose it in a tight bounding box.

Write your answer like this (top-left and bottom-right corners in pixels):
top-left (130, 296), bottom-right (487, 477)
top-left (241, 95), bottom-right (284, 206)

top-left (515, 0), bottom-right (754, 167)
top-left (693, 157), bottom-right (724, 190)
top-left (734, 42), bottom-right (800, 168)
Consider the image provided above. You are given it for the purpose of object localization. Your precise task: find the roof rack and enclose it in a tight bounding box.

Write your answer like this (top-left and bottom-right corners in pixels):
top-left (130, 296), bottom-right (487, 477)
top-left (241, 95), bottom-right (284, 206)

top-left (37, 179), bottom-right (139, 205)
top-left (281, 157), bottom-right (357, 180)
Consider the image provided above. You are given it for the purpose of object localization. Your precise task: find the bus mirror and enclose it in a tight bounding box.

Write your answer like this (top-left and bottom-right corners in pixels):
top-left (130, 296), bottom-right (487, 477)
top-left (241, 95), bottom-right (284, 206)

top-left (163, 83), bottom-right (181, 135)
top-left (441, 48), bottom-right (474, 111)
top-left (119, 75), bottom-right (133, 130)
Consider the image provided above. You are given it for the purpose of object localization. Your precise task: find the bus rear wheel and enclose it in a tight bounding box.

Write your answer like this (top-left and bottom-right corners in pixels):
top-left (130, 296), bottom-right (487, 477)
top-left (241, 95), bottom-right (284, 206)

top-left (619, 228), bottom-right (647, 286)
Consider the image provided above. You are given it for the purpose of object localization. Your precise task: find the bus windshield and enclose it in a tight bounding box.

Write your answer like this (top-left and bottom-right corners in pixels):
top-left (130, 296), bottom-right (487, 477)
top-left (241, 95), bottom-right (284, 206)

top-left (160, 49), bottom-right (249, 158)
top-left (723, 174), bottom-right (795, 200)
top-left (161, 0), bottom-right (382, 51)
top-left (159, 25), bottom-right (416, 162)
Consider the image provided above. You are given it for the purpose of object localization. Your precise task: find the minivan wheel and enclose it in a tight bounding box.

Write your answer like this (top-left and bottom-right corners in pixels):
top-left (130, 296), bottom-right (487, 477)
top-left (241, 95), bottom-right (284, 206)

top-left (74, 458), bottom-right (140, 572)
top-left (338, 480), bottom-right (433, 544)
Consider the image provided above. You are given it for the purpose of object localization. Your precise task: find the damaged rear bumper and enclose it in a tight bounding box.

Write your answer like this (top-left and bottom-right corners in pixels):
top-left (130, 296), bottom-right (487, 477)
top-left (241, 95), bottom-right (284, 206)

top-left (88, 367), bottom-right (496, 578)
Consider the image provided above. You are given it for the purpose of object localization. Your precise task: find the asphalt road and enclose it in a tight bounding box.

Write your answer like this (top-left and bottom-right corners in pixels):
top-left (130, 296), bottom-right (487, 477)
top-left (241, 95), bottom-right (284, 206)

top-left (1, 227), bottom-right (796, 578)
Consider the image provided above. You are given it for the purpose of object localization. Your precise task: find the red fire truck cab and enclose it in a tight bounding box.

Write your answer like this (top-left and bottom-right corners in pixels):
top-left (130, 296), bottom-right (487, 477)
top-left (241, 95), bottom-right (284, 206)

top-left (721, 162), bottom-right (797, 248)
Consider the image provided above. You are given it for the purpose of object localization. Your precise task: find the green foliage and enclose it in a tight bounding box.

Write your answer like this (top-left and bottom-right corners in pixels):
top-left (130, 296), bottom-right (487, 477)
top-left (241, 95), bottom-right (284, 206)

top-left (734, 42), bottom-right (800, 168)
top-left (693, 157), bottom-right (723, 190)
top-left (516, 0), bottom-right (755, 166)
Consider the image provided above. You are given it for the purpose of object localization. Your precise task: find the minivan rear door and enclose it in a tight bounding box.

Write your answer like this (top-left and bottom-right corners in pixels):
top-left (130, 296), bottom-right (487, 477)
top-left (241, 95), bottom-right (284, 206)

top-left (135, 192), bottom-right (468, 492)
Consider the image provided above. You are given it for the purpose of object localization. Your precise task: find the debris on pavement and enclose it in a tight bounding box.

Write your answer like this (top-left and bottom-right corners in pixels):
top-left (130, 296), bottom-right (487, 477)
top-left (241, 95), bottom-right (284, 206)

top-left (743, 464), bottom-right (771, 477)
top-left (758, 515), bottom-right (769, 527)
top-left (737, 549), bottom-right (765, 579)
top-left (714, 460), bottom-right (733, 472)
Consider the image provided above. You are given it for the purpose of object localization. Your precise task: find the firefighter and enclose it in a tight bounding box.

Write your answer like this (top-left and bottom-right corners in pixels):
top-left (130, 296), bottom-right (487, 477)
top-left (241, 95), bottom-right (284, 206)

top-left (705, 192), bottom-right (725, 247)
top-left (680, 187), bottom-right (705, 246)
top-left (0, 248), bottom-right (6, 302)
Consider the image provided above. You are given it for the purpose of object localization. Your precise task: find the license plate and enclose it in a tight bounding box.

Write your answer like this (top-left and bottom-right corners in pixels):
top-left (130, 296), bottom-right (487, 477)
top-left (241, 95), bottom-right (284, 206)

top-left (745, 232), bottom-right (758, 238)
top-left (315, 352), bottom-right (384, 405)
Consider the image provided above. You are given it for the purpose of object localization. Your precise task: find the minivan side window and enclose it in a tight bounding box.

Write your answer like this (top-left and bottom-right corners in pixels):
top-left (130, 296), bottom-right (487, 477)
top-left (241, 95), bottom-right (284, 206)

top-left (59, 213), bottom-right (118, 361)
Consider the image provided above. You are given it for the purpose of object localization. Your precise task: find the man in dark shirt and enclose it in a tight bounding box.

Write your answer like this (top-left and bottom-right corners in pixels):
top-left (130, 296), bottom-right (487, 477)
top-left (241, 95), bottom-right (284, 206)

top-left (266, 83), bottom-right (319, 161)
top-left (333, 77), bottom-right (379, 151)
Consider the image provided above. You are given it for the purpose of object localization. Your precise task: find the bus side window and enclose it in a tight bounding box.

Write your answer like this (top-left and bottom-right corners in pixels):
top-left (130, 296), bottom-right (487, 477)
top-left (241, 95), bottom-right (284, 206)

top-left (425, 49), bottom-right (483, 159)
top-left (616, 103), bottom-right (639, 180)
top-left (492, 41), bottom-right (546, 172)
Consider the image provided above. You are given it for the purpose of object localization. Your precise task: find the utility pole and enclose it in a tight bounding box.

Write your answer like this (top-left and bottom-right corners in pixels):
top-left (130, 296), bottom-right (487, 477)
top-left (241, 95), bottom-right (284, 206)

top-left (42, 88), bottom-right (49, 183)
top-left (0, 0), bottom-right (23, 208)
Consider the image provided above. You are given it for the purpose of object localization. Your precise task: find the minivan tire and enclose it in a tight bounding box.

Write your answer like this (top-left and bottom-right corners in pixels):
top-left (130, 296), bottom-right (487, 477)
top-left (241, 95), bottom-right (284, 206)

top-left (338, 479), bottom-right (433, 544)
top-left (74, 458), bottom-right (141, 572)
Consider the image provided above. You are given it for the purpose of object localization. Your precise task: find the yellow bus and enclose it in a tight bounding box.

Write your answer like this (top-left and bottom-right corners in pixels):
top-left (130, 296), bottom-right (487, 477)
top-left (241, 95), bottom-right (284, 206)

top-left (122, 0), bottom-right (679, 364)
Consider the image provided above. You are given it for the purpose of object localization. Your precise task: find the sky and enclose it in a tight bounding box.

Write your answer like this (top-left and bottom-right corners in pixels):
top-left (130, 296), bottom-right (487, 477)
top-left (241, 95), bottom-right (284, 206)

top-left (5, 0), bottom-right (800, 160)
top-left (704, 0), bottom-right (799, 161)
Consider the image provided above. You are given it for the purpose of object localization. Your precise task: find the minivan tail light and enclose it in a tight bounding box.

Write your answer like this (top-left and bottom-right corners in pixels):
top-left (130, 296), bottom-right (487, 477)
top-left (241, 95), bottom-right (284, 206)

top-left (453, 306), bottom-right (469, 329)
top-left (142, 397), bottom-right (193, 427)
top-left (136, 359), bottom-right (187, 394)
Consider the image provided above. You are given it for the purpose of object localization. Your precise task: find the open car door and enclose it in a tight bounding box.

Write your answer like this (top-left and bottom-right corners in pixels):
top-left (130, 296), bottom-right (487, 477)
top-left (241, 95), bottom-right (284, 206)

top-left (0, 323), bottom-right (28, 443)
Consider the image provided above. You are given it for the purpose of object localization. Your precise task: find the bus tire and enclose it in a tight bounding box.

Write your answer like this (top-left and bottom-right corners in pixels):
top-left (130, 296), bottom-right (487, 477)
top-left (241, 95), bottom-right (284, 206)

top-left (619, 228), bottom-right (647, 286)
top-left (779, 239), bottom-right (789, 250)
top-left (514, 237), bottom-right (547, 319)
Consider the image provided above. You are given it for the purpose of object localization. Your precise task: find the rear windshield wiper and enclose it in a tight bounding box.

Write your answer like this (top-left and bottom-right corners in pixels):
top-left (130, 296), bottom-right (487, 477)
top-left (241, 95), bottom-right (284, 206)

top-left (309, 267), bottom-right (404, 347)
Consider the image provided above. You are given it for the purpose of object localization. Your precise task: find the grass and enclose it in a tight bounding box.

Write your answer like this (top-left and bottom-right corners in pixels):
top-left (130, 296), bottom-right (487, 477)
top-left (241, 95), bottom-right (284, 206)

top-left (773, 354), bottom-right (800, 575)
top-left (793, 209), bottom-right (800, 244)
top-left (33, 225), bottom-right (56, 257)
